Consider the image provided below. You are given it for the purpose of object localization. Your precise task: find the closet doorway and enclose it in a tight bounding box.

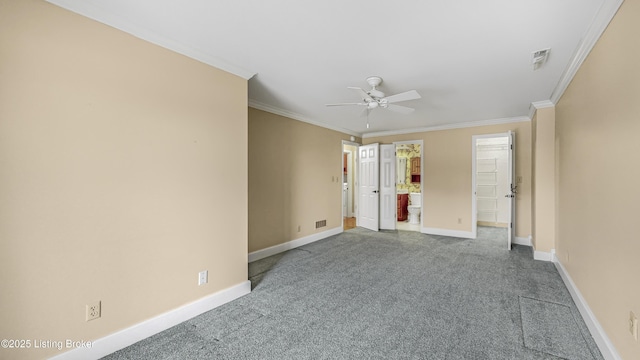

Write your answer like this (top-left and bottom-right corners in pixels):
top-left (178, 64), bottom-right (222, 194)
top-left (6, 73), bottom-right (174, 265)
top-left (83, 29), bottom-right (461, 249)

top-left (472, 132), bottom-right (515, 249)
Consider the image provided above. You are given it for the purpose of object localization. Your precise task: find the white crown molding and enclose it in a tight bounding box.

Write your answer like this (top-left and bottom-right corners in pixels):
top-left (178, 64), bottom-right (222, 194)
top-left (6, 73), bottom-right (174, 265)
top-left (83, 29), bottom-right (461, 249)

top-left (362, 116), bottom-right (530, 139)
top-left (531, 100), bottom-right (555, 110)
top-left (549, 0), bottom-right (624, 104)
top-left (248, 100), bottom-right (362, 138)
top-left (46, 0), bottom-right (256, 80)
top-left (528, 100), bottom-right (556, 119)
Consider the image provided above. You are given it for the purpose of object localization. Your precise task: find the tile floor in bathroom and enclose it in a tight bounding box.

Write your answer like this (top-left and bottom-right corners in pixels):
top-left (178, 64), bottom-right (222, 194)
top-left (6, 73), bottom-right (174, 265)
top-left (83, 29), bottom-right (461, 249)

top-left (396, 220), bottom-right (421, 232)
top-left (343, 217), bottom-right (421, 232)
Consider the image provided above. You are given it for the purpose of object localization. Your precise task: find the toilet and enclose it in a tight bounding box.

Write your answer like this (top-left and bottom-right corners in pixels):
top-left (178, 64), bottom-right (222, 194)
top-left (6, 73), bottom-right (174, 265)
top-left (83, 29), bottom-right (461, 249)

top-left (408, 192), bottom-right (421, 225)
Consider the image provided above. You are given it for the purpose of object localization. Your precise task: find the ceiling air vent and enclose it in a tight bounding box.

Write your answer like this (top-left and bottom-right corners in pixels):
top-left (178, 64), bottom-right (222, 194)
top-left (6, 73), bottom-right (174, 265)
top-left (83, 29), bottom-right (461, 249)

top-left (531, 48), bottom-right (550, 70)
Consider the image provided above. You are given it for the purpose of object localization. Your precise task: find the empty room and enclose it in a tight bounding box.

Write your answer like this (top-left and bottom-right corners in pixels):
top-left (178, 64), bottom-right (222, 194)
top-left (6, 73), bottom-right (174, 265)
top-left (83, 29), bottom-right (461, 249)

top-left (1, 0), bottom-right (638, 359)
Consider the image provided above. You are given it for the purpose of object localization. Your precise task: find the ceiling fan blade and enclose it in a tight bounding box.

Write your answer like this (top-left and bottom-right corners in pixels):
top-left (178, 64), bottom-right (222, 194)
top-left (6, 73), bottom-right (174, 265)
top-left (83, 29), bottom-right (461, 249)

top-left (325, 102), bottom-right (367, 107)
top-left (383, 90), bottom-right (421, 104)
top-left (348, 87), bottom-right (373, 102)
top-left (386, 104), bottom-right (415, 114)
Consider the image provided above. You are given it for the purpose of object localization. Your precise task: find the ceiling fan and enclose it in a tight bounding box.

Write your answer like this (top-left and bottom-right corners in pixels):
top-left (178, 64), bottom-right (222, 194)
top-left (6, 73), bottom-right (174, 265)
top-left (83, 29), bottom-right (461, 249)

top-left (326, 76), bottom-right (421, 116)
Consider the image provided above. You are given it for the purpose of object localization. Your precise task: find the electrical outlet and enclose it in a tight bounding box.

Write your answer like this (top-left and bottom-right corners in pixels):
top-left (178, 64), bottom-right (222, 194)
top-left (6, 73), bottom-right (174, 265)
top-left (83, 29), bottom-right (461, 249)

top-left (198, 270), bottom-right (208, 286)
top-left (630, 311), bottom-right (638, 341)
top-left (297, 225), bottom-right (301, 232)
top-left (458, 218), bottom-right (462, 224)
top-left (86, 301), bottom-right (101, 321)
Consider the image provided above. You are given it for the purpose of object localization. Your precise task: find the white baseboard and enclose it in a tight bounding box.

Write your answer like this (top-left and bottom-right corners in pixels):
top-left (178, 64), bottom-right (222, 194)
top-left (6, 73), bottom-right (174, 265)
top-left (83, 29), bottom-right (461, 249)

top-left (553, 260), bottom-right (622, 360)
top-left (534, 248), bottom-right (556, 261)
top-left (422, 227), bottom-right (474, 239)
top-left (248, 226), bottom-right (342, 263)
top-left (514, 235), bottom-right (532, 247)
top-left (50, 281), bottom-right (251, 360)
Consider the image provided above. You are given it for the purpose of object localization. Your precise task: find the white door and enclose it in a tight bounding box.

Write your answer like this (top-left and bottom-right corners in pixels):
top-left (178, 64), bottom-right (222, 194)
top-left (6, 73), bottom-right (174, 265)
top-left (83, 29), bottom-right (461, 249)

top-left (506, 131), bottom-right (516, 250)
top-left (358, 143), bottom-right (379, 231)
top-left (379, 144), bottom-right (396, 230)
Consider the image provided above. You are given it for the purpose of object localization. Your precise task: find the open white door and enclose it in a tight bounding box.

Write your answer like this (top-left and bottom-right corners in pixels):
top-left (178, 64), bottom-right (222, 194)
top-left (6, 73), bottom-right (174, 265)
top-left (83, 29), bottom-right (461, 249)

top-left (506, 131), bottom-right (516, 250)
top-left (379, 144), bottom-right (396, 230)
top-left (358, 143), bottom-right (379, 231)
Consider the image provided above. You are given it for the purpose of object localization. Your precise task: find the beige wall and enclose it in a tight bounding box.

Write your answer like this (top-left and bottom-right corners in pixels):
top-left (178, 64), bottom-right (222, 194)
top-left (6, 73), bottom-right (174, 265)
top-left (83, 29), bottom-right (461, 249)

top-left (555, 0), bottom-right (640, 357)
top-left (0, 2), bottom-right (248, 360)
top-left (248, 108), bottom-right (356, 253)
top-left (532, 106), bottom-right (556, 252)
top-left (365, 121), bottom-right (532, 238)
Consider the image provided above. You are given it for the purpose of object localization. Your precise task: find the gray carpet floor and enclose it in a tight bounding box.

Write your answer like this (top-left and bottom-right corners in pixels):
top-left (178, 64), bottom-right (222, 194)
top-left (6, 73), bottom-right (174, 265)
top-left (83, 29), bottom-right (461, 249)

top-left (102, 227), bottom-right (603, 359)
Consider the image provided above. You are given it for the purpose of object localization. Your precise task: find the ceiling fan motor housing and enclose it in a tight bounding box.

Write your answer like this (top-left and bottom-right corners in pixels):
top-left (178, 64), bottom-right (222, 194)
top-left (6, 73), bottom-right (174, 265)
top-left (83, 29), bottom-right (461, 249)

top-left (366, 76), bottom-right (385, 98)
top-left (366, 76), bottom-right (383, 88)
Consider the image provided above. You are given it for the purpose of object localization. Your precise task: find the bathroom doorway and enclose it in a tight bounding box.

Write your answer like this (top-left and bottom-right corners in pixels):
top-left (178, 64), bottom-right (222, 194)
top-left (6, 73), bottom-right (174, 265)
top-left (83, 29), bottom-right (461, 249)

top-left (394, 141), bottom-right (422, 232)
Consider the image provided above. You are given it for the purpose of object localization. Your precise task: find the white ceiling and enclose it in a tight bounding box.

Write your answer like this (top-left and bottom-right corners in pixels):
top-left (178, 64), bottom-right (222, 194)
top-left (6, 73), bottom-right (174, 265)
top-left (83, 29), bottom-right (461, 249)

top-left (47, 0), bottom-right (621, 137)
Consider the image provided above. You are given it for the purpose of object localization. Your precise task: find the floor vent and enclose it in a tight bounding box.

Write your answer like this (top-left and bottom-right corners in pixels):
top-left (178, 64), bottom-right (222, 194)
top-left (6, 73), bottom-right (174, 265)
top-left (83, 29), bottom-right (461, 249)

top-left (315, 220), bottom-right (326, 228)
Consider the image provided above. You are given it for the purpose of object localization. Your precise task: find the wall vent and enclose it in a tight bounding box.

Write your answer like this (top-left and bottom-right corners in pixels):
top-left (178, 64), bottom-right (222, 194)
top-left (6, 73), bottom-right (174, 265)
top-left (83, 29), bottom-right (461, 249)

top-left (315, 220), bottom-right (327, 229)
